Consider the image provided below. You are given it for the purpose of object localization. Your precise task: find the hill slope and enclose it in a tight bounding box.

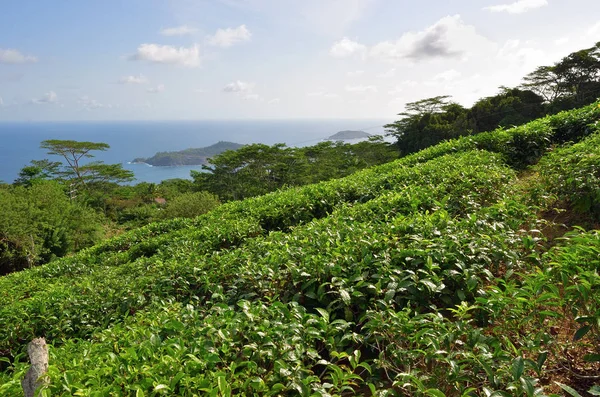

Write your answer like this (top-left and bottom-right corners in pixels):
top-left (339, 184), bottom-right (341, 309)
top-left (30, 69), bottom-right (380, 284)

top-left (133, 141), bottom-right (243, 166)
top-left (328, 130), bottom-right (371, 140)
top-left (1, 103), bottom-right (600, 395)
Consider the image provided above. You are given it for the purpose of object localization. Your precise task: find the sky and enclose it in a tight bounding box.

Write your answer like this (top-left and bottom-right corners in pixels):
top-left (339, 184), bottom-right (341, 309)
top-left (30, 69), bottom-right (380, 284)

top-left (0, 0), bottom-right (599, 121)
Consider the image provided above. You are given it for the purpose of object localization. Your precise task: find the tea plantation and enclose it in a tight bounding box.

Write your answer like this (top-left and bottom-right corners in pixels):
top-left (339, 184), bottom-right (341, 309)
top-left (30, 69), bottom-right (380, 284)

top-left (2, 102), bottom-right (600, 396)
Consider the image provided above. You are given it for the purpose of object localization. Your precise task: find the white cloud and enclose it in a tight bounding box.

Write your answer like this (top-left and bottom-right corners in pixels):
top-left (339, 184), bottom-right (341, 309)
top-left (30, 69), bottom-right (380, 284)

top-left (497, 39), bottom-right (549, 73)
top-left (388, 86), bottom-right (403, 95)
top-left (300, 0), bottom-right (375, 35)
top-left (130, 44), bottom-right (201, 67)
top-left (588, 21), bottom-right (600, 37)
top-left (194, 88), bottom-right (206, 93)
top-left (31, 91), bottom-right (58, 104)
top-left (485, 0), bottom-right (548, 14)
top-left (160, 25), bottom-right (198, 36)
top-left (146, 84), bottom-right (165, 93)
top-left (0, 96), bottom-right (3, 106)
top-left (119, 74), bottom-right (147, 84)
top-left (347, 70), bottom-right (365, 77)
top-left (388, 97), bottom-right (408, 109)
top-left (345, 85), bottom-right (378, 93)
top-left (0, 48), bottom-right (37, 64)
top-left (370, 15), bottom-right (491, 62)
top-left (207, 25), bottom-right (251, 48)
top-left (78, 96), bottom-right (110, 110)
top-left (388, 80), bottom-right (418, 95)
top-left (213, 0), bottom-right (373, 36)
top-left (307, 91), bottom-right (339, 99)
top-left (433, 69), bottom-right (461, 81)
top-left (378, 68), bottom-right (396, 78)
top-left (244, 93), bottom-right (261, 100)
top-left (554, 37), bottom-right (569, 46)
top-left (268, 98), bottom-right (281, 104)
top-left (223, 80), bottom-right (254, 93)
top-left (330, 37), bottom-right (367, 58)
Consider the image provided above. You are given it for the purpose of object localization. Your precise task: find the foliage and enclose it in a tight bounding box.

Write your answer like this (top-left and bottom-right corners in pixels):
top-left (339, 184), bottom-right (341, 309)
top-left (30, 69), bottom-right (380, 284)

top-left (387, 43), bottom-right (600, 155)
top-left (469, 87), bottom-right (545, 133)
top-left (0, 181), bottom-right (103, 274)
top-left (160, 191), bottom-right (221, 219)
top-left (137, 141), bottom-right (244, 166)
top-left (13, 159), bottom-right (62, 186)
top-left (522, 42), bottom-right (600, 110)
top-left (193, 137), bottom-right (398, 201)
top-left (384, 96), bottom-right (470, 155)
top-left (536, 128), bottom-right (600, 217)
top-left (40, 139), bottom-right (134, 187)
top-left (2, 102), bottom-right (600, 395)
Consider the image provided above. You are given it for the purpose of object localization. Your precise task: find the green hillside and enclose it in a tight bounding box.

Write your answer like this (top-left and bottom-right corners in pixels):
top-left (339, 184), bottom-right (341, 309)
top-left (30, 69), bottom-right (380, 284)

top-left (2, 102), bottom-right (600, 395)
top-left (133, 141), bottom-right (244, 166)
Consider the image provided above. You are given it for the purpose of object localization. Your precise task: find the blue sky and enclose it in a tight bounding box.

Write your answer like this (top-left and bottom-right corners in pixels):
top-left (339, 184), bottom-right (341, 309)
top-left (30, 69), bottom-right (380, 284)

top-left (0, 0), bottom-right (599, 120)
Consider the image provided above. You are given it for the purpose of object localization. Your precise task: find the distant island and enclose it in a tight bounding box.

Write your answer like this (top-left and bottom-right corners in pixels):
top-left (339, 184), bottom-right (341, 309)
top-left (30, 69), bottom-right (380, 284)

top-left (132, 141), bottom-right (243, 166)
top-left (328, 130), bottom-right (372, 140)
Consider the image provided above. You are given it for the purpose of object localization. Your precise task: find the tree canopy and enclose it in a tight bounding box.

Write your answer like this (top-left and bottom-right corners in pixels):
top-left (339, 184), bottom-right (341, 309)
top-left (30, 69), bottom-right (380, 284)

top-left (40, 139), bottom-right (133, 187)
top-left (192, 138), bottom-right (398, 201)
top-left (386, 43), bottom-right (600, 154)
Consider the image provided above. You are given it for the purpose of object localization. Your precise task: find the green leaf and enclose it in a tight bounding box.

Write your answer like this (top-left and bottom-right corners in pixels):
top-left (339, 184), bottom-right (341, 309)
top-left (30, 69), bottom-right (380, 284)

top-left (339, 289), bottom-right (351, 305)
top-left (425, 389), bottom-right (446, 397)
top-left (584, 354), bottom-right (600, 362)
top-left (520, 377), bottom-right (535, 397)
top-left (573, 325), bottom-right (591, 341)
top-left (511, 357), bottom-right (524, 381)
top-left (588, 386), bottom-right (600, 396)
top-left (536, 351), bottom-right (548, 372)
top-left (315, 308), bottom-right (329, 323)
top-left (368, 383), bottom-right (377, 396)
top-left (489, 392), bottom-right (511, 397)
top-left (555, 382), bottom-right (583, 397)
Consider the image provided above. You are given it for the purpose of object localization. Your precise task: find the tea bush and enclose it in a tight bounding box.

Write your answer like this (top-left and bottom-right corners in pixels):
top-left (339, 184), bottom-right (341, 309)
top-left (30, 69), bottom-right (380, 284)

top-left (2, 101), bottom-right (600, 395)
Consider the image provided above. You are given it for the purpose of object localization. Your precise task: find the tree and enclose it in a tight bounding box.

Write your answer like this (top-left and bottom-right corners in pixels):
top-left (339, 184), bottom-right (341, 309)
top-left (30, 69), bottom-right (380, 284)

top-left (521, 42), bottom-right (600, 110)
top-left (193, 143), bottom-right (302, 201)
top-left (385, 96), bottom-right (469, 155)
top-left (0, 181), bottom-right (103, 274)
top-left (522, 66), bottom-right (562, 103)
top-left (553, 43), bottom-right (600, 106)
top-left (14, 159), bottom-right (62, 186)
top-left (468, 88), bottom-right (545, 133)
top-left (403, 95), bottom-right (453, 116)
top-left (40, 140), bottom-right (133, 187)
top-left (192, 139), bottom-right (398, 202)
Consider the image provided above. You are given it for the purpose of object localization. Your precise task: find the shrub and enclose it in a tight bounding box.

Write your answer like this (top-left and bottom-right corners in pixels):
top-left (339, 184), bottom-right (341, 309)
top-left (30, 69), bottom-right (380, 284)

top-left (160, 191), bottom-right (221, 219)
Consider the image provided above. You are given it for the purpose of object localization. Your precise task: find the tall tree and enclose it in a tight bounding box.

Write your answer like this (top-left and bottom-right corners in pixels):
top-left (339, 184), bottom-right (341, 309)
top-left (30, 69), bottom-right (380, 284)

top-left (385, 96), bottom-right (469, 155)
top-left (521, 66), bottom-right (562, 103)
top-left (521, 42), bottom-right (600, 110)
top-left (468, 88), bottom-right (545, 133)
top-left (14, 159), bottom-right (62, 186)
top-left (40, 140), bottom-right (133, 187)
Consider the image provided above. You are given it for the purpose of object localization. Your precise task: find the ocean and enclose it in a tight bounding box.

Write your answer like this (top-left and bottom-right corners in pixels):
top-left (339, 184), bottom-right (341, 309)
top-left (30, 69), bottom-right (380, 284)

top-left (0, 120), bottom-right (390, 184)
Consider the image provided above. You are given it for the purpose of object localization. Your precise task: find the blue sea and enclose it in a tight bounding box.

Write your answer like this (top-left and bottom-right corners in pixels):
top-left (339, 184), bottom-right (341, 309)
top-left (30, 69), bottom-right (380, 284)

top-left (0, 120), bottom-right (390, 184)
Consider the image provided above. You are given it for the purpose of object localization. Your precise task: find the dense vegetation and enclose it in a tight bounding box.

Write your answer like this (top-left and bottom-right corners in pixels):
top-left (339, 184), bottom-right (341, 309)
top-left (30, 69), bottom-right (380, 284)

top-left (4, 42), bottom-right (598, 277)
top-left (0, 137), bottom-right (397, 274)
top-left (133, 141), bottom-right (244, 166)
top-left (1, 100), bottom-right (600, 395)
top-left (192, 137), bottom-right (398, 201)
top-left (385, 42), bottom-right (600, 155)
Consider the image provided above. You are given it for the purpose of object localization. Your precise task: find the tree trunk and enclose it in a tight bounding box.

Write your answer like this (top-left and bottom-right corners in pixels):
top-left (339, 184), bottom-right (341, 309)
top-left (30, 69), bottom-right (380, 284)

top-left (21, 337), bottom-right (48, 397)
